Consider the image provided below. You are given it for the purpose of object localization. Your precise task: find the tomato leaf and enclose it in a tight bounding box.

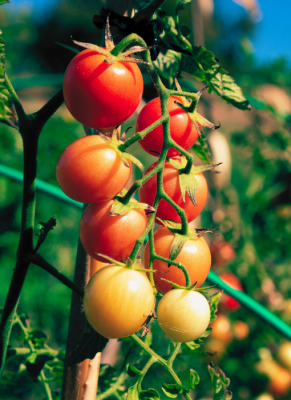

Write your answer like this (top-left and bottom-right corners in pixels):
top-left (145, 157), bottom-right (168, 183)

top-left (68, 328), bottom-right (108, 365)
top-left (183, 328), bottom-right (212, 353)
top-left (175, 0), bottom-right (192, 13)
top-left (128, 383), bottom-right (140, 400)
top-left (184, 48), bottom-right (250, 111)
top-left (126, 363), bottom-right (142, 377)
top-left (0, 30), bottom-right (18, 129)
top-left (161, 383), bottom-right (187, 398)
top-left (154, 50), bottom-right (181, 80)
top-left (179, 168), bottom-right (198, 206)
top-left (26, 354), bottom-right (54, 381)
top-left (192, 131), bottom-right (213, 165)
top-left (169, 233), bottom-right (188, 260)
top-left (209, 292), bottom-right (222, 323)
top-left (189, 369), bottom-right (200, 390)
top-left (140, 388), bottom-right (160, 400)
top-left (208, 363), bottom-right (232, 400)
top-left (110, 198), bottom-right (155, 216)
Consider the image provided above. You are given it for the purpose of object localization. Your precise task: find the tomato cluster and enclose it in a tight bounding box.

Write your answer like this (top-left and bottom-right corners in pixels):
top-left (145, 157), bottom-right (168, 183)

top-left (56, 45), bottom-right (229, 343)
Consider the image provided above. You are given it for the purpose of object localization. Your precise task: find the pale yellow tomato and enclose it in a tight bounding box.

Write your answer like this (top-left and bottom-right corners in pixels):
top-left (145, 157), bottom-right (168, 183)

top-left (84, 265), bottom-right (155, 339)
top-left (157, 290), bottom-right (210, 343)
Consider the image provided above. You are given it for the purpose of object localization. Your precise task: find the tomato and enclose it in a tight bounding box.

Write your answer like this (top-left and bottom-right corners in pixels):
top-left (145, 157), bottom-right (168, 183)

top-left (63, 49), bottom-right (143, 129)
top-left (219, 272), bottom-right (243, 311)
top-left (139, 161), bottom-right (207, 224)
top-left (56, 135), bottom-right (131, 203)
top-left (204, 338), bottom-right (227, 362)
top-left (255, 394), bottom-right (274, 400)
top-left (144, 227), bottom-right (211, 293)
top-left (268, 366), bottom-right (291, 398)
top-left (210, 314), bottom-right (232, 344)
top-left (137, 96), bottom-right (200, 158)
top-left (233, 320), bottom-right (249, 340)
top-left (79, 199), bottom-right (147, 262)
top-left (90, 257), bottom-right (107, 276)
top-left (210, 240), bottom-right (235, 268)
top-left (157, 289), bottom-right (210, 342)
top-left (277, 342), bottom-right (291, 370)
top-left (84, 265), bottom-right (155, 339)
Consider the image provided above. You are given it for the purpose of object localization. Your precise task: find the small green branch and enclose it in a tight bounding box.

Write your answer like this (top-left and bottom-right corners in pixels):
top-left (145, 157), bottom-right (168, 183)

top-left (167, 343), bottom-right (181, 367)
top-left (97, 371), bottom-right (128, 400)
top-left (4, 73), bottom-right (27, 122)
top-left (30, 253), bottom-right (84, 298)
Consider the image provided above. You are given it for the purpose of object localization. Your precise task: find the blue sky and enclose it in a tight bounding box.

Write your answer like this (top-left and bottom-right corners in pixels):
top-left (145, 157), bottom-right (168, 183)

top-left (6, 0), bottom-right (291, 64)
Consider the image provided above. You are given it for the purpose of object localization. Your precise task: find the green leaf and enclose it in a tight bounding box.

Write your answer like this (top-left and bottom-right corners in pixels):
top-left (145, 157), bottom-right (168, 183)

top-left (179, 169), bottom-right (198, 206)
top-left (175, 0), bottom-right (192, 13)
top-left (0, 0), bottom-right (9, 5)
top-left (110, 197), bottom-right (154, 216)
top-left (189, 369), bottom-right (200, 389)
top-left (126, 363), bottom-right (142, 377)
top-left (161, 383), bottom-right (187, 398)
top-left (169, 233), bottom-right (188, 260)
top-left (68, 327), bottom-right (108, 365)
top-left (184, 47), bottom-right (250, 111)
top-left (183, 328), bottom-right (212, 354)
top-left (154, 50), bottom-right (182, 80)
top-left (192, 131), bottom-right (213, 165)
top-left (209, 292), bottom-right (222, 323)
top-left (208, 363), bottom-right (232, 400)
top-left (0, 31), bottom-right (18, 129)
top-left (26, 354), bottom-right (54, 381)
top-left (128, 384), bottom-right (140, 400)
top-left (140, 388), bottom-right (160, 400)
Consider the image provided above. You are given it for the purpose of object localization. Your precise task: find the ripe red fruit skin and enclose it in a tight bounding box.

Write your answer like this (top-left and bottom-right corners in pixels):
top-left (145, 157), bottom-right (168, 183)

top-left (63, 49), bottom-right (143, 129)
top-left (139, 161), bottom-right (207, 224)
top-left (56, 135), bottom-right (131, 204)
top-left (220, 272), bottom-right (243, 311)
top-left (79, 200), bottom-right (147, 262)
top-left (137, 96), bottom-right (200, 158)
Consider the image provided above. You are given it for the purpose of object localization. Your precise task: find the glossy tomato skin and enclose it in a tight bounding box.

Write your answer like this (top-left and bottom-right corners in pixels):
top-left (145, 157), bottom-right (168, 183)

top-left (139, 161), bottom-right (207, 224)
top-left (220, 272), bottom-right (243, 311)
top-left (158, 289), bottom-right (210, 342)
top-left (63, 49), bottom-right (143, 129)
top-left (144, 227), bottom-right (211, 293)
top-left (84, 265), bottom-right (155, 339)
top-left (137, 96), bottom-right (200, 158)
top-left (56, 135), bottom-right (131, 203)
top-left (79, 200), bottom-right (147, 262)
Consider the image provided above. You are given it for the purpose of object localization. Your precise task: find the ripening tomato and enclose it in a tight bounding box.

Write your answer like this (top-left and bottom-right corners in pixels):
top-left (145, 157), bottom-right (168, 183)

top-left (157, 289), bottom-right (210, 342)
top-left (144, 227), bottom-right (211, 293)
top-left (79, 199), bottom-right (147, 262)
top-left (277, 342), bottom-right (291, 370)
top-left (268, 365), bottom-right (291, 398)
top-left (233, 320), bottom-right (249, 340)
top-left (219, 273), bottom-right (243, 311)
top-left (56, 135), bottom-right (131, 203)
top-left (210, 314), bottom-right (232, 344)
top-left (63, 49), bottom-right (143, 129)
top-left (137, 96), bottom-right (200, 158)
top-left (84, 265), bottom-right (155, 338)
top-left (210, 240), bottom-right (235, 268)
top-left (139, 161), bottom-right (207, 224)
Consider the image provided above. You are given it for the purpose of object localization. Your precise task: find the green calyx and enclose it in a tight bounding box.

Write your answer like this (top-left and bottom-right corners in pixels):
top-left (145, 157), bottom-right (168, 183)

top-left (109, 193), bottom-right (155, 216)
top-left (72, 16), bottom-right (151, 65)
top-left (99, 128), bottom-right (144, 176)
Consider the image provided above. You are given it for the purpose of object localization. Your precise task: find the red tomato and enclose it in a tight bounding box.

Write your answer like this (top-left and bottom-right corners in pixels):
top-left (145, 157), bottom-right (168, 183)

top-left (210, 240), bottom-right (235, 268)
top-left (56, 135), bottom-right (131, 203)
top-left (139, 161), bottom-right (207, 224)
top-left (137, 96), bottom-right (200, 158)
top-left (63, 49), bottom-right (143, 129)
top-left (79, 199), bottom-right (147, 262)
top-left (144, 227), bottom-right (211, 293)
top-left (220, 273), bottom-right (243, 311)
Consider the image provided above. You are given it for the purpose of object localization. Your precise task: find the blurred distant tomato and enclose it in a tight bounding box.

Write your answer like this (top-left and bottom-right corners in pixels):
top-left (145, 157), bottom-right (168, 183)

top-left (268, 366), bottom-right (291, 398)
top-left (220, 273), bottom-right (243, 311)
top-left (210, 240), bottom-right (235, 268)
top-left (210, 314), bottom-right (232, 344)
top-left (255, 394), bottom-right (274, 400)
top-left (233, 321), bottom-right (249, 340)
top-left (277, 342), bottom-right (291, 370)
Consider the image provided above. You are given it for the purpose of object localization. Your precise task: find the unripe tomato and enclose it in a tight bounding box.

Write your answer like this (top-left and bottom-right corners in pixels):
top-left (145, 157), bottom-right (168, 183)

top-left (157, 289), bottom-right (210, 342)
top-left (139, 161), bottom-right (207, 224)
top-left (137, 96), bottom-right (200, 158)
top-left (56, 135), bottom-right (131, 203)
top-left (210, 240), bottom-right (235, 268)
top-left (210, 314), bottom-right (232, 344)
top-left (144, 227), bottom-right (211, 293)
top-left (84, 265), bottom-right (155, 338)
top-left (219, 273), bottom-right (243, 311)
top-left (63, 49), bottom-right (143, 129)
top-left (277, 342), bottom-right (291, 370)
top-left (79, 200), bottom-right (147, 262)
